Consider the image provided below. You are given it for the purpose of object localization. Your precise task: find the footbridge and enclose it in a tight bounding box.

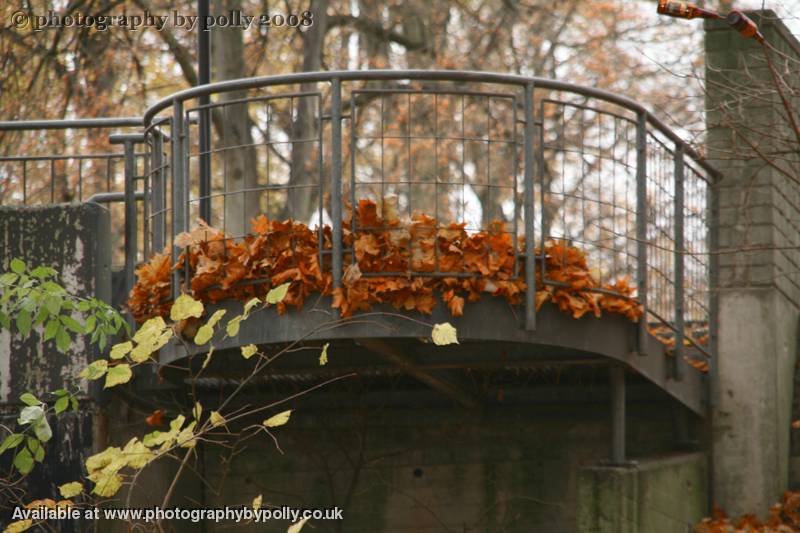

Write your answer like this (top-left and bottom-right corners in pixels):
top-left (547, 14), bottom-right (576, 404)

top-left (0, 70), bottom-right (718, 466)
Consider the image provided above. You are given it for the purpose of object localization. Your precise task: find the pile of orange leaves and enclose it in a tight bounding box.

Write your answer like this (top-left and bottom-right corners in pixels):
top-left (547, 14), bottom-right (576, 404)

top-left (128, 199), bottom-right (644, 325)
top-left (695, 493), bottom-right (800, 532)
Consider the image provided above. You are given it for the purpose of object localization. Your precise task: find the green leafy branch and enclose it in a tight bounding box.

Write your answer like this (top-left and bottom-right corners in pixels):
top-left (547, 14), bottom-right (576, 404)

top-left (0, 258), bottom-right (129, 352)
top-left (0, 389), bottom-right (79, 476)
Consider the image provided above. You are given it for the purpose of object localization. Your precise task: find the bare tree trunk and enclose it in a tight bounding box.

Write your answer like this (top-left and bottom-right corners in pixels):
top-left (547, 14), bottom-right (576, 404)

top-left (284, 0), bottom-right (328, 223)
top-left (212, 0), bottom-right (259, 237)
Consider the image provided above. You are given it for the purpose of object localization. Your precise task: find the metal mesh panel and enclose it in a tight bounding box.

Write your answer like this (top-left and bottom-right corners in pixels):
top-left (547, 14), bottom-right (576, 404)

top-left (183, 92), bottom-right (324, 239)
top-left (646, 132), bottom-right (678, 325)
top-left (145, 122), bottom-right (172, 257)
top-left (539, 99), bottom-right (639, 288)
top-left (684, 163), bottom-right (711, 332)
top-left (348, 88), bottom-right (520, 277)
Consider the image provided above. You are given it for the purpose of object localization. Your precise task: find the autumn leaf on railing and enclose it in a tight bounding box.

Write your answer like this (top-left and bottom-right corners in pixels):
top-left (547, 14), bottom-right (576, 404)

top-left (129, 199), bottom-right (644, 326)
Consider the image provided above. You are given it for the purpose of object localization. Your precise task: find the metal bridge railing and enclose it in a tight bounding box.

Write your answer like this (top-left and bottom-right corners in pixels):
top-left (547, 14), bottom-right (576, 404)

top-left (0, 71), bottom-right (718, 372)
top-left (139, 70), bottom-right (717, 364)
top-left (0, 118), bottom-right (145, 272)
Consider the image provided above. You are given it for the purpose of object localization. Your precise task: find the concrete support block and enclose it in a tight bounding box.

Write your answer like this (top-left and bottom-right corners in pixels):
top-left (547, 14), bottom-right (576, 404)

top-left (577, 465), bottom-right (639, 533)
top-left (577, 453), bottom-right (708, 533)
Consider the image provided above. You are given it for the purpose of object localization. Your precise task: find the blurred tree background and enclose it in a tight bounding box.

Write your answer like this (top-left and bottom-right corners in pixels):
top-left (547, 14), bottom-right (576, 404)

top-left (4, 1), bottom-right (795, 250)
top-left (0, 0), bottom-right (705, 148)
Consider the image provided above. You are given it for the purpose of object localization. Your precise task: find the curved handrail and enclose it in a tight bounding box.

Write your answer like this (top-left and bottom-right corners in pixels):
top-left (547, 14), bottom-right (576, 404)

top-left (142, 69), bottom-right (720, 180)
top-left (0, 117), bottom-right (143, 131)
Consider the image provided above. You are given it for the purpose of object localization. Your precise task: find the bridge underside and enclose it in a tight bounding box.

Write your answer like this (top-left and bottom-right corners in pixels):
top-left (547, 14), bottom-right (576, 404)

top-left (156, 296), bottom-right (707, 416)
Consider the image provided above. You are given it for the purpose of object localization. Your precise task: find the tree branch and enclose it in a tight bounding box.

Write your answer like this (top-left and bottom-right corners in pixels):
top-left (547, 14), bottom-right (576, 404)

top-left (327, 14), bottom-right (430, 53)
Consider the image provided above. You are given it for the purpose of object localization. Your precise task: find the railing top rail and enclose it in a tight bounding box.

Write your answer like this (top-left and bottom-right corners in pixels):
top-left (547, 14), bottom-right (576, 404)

top-left (141, 69), bottom-right (720, 180)
top-left (0, 117), bottom-right (143, 131)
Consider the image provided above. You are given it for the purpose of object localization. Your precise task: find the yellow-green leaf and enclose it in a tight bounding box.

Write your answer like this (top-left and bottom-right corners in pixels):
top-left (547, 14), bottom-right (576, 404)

top-left (19, 393), bottom-right (40, 406)
top-left (252, 494), bottom-right (263, 511)
top-left (319, 343), bottom-right (329, 366)
top-left (121, 438), bottom-right (154, 469)
top-left (109, 341), bottom-right (133, 359)
top-left (243, 297), bottom-right (261, 316)
top-left (287, 517), bottom-right (310, 533)
top-left (195, 309), bottom-right (227, 345)
top-left (129, 343), bottom-right (152, 363)
top-left (176, 421), bottom-right (197, 449)
top-left (13, 448), bottom-right (34, 474)
top-left (142, 430), bottom-right (168, 449)
top-left (4, 519), bottom-right (33, 533)
top-left (432, 322), bottom-right (459, 346)
top-left (194, 325), bottom-right (213, 346)
top-left (169, 415), bottom-right (186, 432)
top-left (58, 481), bottom-right (83, 498)
top-left (92, 471), bottom-right (123, 497)
top-left (170, 294), bottom-right (204, 321)
top-left (104, 364), bottom-right (132, 388)
top-left (206, 309), bottom-right (227, 328)
top-left (266, 282), bottom-right (291, 305)
top-left (133, 316), bottom-right (167, 344)
top-left (128, 317), bottom-right (172, 363)
top-left (86, 446), bottom-right (121, 475)
top-left (241, 344), bottom-right (257, 359)
top-left (79, 360), bottom-right (108, 380)
top-left (226, 316), bottom-right (242, 337)
top-left (209, 411), bottom-right (226, 428)
top-left (142, 415), bottom-right (185, 451)
top-left (263, 410), bottom-right (292, 428)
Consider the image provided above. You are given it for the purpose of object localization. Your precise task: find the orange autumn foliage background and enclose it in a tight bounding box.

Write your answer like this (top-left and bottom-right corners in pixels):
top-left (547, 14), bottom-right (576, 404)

top-left (128, 199), bottom-right (643, 325)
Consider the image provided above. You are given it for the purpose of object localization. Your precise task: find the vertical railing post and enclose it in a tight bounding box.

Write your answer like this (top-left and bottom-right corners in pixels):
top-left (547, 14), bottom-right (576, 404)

top-left (330, 78), bottom-right (343, 295)
top-left (674, 144), bottom-right (685, 381)
top-left (123, 139), bottom-right (137, 296)
top-left (198, 0), bottom-right (211, 223)
top-left (199, 107), bottom-right (211, 223)
top-left (171, 100), bottom-right (187, 299)
top-left (636, 112), bottom-right (649, 355)
top-left (610, 365), bottom-right (626, 463)
top-left (151, 130), bottom-right (165, 253)
top-left (110, 133), bottom-right (144, 297)
top-left (524, 82), bottom-right (537, 331)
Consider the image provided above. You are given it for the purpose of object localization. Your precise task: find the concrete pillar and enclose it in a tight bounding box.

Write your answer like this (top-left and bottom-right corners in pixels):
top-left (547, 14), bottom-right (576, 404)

top-left (705, 10), bottom-right (800, 516)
